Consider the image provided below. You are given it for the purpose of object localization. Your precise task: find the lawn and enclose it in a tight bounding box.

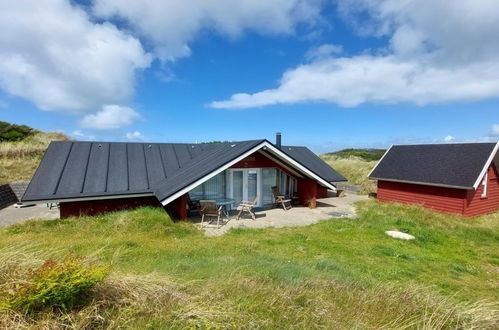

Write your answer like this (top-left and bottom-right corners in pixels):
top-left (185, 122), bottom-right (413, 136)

top-left (0, 200), bottom-right (498, 328)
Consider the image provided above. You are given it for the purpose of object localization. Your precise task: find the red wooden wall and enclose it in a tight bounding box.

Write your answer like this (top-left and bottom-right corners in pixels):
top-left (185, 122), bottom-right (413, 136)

top-left (231, 151), bottom-right (295, 177)
top-left (60, 196), bottom-right (162, 218)
top-left (377, 180), bottom-right (466, 215)
top-left (464, 164), bottom-right (499, 217)
top-left (377, 163), bottom-right (499, 216)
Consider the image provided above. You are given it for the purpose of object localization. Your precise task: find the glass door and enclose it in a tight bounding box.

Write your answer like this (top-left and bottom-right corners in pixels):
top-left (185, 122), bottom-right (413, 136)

top-left (247, 170), bottom-right (258, 203)
top-left (229, 169), bottom-right (261, 206)
top-left (232, 170), bottom-right (244, 206)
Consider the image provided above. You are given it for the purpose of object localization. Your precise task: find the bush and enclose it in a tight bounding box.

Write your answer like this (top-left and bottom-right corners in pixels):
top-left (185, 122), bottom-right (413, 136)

top-left (1, 257), bottom-right (109, 313)
top-left (0, 121), bottom-right (35, 142)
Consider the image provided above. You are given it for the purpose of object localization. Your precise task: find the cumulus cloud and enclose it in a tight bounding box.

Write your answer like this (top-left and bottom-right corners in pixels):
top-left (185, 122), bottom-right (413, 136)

top-left (126, 131), bottom-right (145, 141)
top-left (92, 0), bottom-right (321, 61)
top-left (492, 124), bottom-right (499, 136)
top-left (80, 105), bottom-right (140, 130)
top-left (71, 130), bottom-right (95, 140)
top-left (211, 0), bottom-right (499, 108)
top-left (305, 44), bottom-right (343, 61)
top-left (0, 0), bottom-right (151, 113)
top-left (444, 135), bottom-right (455, 143)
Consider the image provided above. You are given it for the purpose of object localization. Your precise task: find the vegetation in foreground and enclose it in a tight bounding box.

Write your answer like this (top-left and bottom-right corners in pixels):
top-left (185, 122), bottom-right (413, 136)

top-left (0, 201), bottom-right (497, 328)
top-left (0, 129), bottom-right (69, 183)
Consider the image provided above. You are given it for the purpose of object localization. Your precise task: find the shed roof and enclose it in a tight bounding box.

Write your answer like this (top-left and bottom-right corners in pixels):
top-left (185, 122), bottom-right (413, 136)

top-left (369, 142), bottom-right (499, 189)
top-left (22, 140), bottom-right (345, 203)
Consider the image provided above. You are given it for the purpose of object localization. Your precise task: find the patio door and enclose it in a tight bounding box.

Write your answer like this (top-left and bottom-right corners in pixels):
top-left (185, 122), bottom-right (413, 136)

top-left (229, 169), bottom-right (261, 206)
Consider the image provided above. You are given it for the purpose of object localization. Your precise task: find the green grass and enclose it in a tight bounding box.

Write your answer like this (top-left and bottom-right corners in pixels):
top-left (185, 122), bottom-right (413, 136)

top-left (324, 148), bottom-right (386, 162)
top-left (0, 202), bottom-right (498, 328)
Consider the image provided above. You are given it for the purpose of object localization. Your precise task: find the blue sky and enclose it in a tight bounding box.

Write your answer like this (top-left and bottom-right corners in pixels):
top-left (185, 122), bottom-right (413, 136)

top-left (0, 0), bottom-right (498, 153)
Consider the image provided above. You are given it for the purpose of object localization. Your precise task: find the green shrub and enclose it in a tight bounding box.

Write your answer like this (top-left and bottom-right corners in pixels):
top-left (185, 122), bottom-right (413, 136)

top-left (0, 121), bottom-right (35, 142)
top-left (2, 257), bottom-right (109, 313)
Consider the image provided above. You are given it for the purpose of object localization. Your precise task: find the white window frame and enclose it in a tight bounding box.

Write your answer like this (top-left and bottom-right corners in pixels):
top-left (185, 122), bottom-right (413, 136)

top-left (227, 168), bottom-right (262, 206)
top-left (481, 172), bottom-right (488, 198)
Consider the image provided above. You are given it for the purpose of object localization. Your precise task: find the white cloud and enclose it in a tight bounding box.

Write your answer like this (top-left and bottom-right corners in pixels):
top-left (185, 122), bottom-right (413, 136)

top-left (305, 44), bottom-right (343, 61)
top-left (71, 130), bottom-right (95, 140)
top-left (0, 0), bottom-right (151, 113)
top-left (72, 130), bottom-right (85, 138)
top-left (211, 0), bottom-right (499, 108)
top-left (492, 124), bottom-right (499, 136)
top-left (444, 135), bottom-right (455, 143)
top-left (126, 131), bottom-right (145, 141)
top-left (80, 105), bottom-right (140, 130)
top-left (92, 0), bottom-right (321, 61)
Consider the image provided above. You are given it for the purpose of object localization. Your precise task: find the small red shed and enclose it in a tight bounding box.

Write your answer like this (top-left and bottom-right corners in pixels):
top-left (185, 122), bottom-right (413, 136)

top-left (368, 142), bottom-right (499, 217)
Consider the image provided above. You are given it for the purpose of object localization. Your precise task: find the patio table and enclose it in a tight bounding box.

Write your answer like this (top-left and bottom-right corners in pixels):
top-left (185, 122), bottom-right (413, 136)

top-left (216, 198), bottom-right (236, 221)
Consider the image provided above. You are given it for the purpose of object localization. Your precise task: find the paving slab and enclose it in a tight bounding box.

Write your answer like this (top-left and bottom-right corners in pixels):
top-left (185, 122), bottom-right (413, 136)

top-left (0, 204), bottom-right (59, 227)
top-left (196, 193), bottom-right (368, 236)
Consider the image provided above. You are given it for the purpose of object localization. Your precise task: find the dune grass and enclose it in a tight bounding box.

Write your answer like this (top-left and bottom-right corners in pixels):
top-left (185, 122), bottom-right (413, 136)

top-left (0, 132), bottom-right (69, 183)
top-left (0, 201), bottom-right (497, 328)
top-left (323, 148), bottom-right (386, 162)
top-left (321, 154), bottom-right (378, 194)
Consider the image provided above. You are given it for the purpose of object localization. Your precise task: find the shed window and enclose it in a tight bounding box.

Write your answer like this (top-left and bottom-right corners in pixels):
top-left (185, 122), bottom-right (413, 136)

top-left (481, 172), bottom-right (488, 198)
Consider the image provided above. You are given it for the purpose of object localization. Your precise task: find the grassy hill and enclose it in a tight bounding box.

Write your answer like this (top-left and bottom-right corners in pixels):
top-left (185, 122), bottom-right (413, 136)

top-left (324, 148), bottom-right (386, 162)
top-left (0, 122), bottom-right (69, 183)
top-left (0, 200), bottom-right (497, 328)
top-left (321, 148), bottom-right (385, 194)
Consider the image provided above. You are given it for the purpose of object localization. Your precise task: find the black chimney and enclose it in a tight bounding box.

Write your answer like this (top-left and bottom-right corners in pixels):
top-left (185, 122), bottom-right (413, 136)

top-left (276, 132), bottom-right (282, 149)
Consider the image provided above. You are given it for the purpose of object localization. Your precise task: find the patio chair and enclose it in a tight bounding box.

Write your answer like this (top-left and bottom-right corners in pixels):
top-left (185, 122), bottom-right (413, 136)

top-left (200, 200), bottom-right (223, 228)
top-left (271, 186), bottom-right (292, 211)
top-left (187, 194), bottom-right (201, 215)
top-left (236, 195), bottom-right (259, 220)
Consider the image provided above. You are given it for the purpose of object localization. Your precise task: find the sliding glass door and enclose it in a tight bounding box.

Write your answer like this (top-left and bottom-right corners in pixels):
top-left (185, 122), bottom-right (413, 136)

top-left (228, 169), bottom-right (261, 206)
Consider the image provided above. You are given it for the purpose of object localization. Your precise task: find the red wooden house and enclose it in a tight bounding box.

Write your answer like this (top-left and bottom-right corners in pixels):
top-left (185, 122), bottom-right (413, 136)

top-left (22, 134), bottom-right (346, 219)
top-left (369, 142), bottom-right (499, 217)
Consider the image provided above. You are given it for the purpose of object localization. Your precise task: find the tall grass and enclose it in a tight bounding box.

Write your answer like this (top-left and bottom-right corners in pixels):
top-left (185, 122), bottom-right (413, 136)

top-left (0, 204), bottom-right (497, 328)
top-left (321, 154), bottom-right (378, 194)
top-left (0, 132), bottom-right (68, 183)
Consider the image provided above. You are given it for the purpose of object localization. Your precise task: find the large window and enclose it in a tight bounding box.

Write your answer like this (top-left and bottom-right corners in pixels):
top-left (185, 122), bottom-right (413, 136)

top-left (262, 168), bottom-right (277, 205)
top-left (189, 172), bottom-right (226, 200)
top-left (261, 168), bottom-right (296, 205)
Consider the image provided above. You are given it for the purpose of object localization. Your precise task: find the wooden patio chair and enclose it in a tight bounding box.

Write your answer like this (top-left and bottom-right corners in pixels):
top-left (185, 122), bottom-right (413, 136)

top-left (236, 195), bottom-right (259, 220)
top-left (200, 200), bottom-right (223, 228)
top-left (271, 186), bottom-right (292, 210)
top-left (187, 194), bottom-right (201, 215)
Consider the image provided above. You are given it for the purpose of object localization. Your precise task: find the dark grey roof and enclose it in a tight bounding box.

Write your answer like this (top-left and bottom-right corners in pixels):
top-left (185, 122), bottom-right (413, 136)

top-left (369, 143), bottom-right (498, 189)
top-left (153, 140), bottom-right (264, 201)
top-left (282, 146), bottom-right (347, 182)
top-left (23, 139), bottom-right (344, 203)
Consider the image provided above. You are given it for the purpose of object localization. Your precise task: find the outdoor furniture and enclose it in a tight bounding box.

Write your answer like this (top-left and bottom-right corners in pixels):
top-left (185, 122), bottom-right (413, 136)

top-left (187, 194), bottom-right (201, 214)
top-left (200, 200), bottom-right (223, 228)
top-left (271, 186), bottom-right (292, 210)
top-left (215, 198), bottom-right (236, 220)
top-left (236, 195), bottom-right (259, 220)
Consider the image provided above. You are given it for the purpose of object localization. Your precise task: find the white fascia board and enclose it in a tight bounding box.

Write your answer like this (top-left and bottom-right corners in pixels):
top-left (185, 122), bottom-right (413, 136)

top-left (22, 192), bottom-right (155, 205)
top-left (370, 177), bottom-right (471, 190)
top-left (367, 144), bottom-right (393, 178)
top-left (472, 141), bottom-right (499, 189)
top-left (262, 143), bottom-right (336, 191)
top-left (160, 141), bottom-right (336, 206)
top-left (256, 150), bottom-right (304, 178)
top-left (161, 141), bottom-right (270, 206)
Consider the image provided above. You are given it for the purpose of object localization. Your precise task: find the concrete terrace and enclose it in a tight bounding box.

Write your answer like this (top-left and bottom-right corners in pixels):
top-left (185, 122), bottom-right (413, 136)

top-left (194, 194), bottom-right (368, 236)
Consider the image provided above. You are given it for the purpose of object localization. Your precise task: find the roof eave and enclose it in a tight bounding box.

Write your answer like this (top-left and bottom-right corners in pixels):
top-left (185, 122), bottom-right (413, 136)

top-left (370, 177), bottom-right (473, 190)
